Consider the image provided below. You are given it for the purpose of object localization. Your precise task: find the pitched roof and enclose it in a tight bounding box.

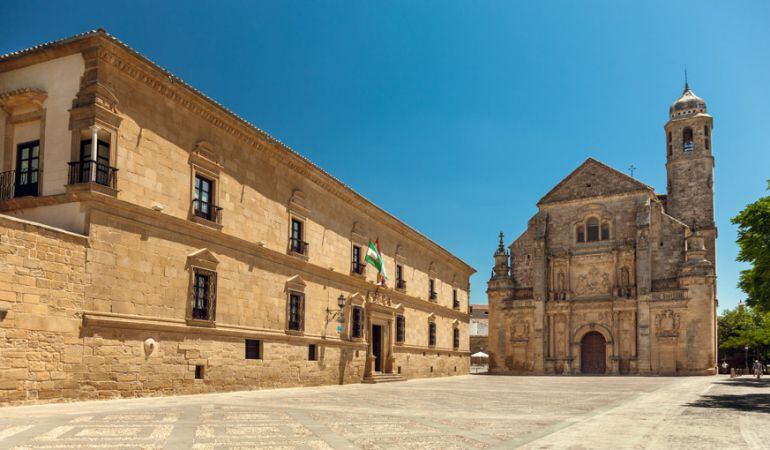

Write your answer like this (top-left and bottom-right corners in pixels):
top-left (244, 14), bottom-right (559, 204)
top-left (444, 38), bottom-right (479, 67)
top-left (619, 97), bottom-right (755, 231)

top-left (0, 29), bottom-right (475, 274)
top-left (538, 158), bottom-right (654, 206)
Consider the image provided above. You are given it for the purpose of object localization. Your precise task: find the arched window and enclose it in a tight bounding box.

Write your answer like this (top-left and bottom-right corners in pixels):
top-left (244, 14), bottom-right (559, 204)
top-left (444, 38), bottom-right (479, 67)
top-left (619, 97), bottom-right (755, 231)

top-left (601, 222), bottom-right (610, 241)
top-left (576, 225), bottom-right (585, 243)
top-left (586, 218), bottom-right (600, 242)
top-left (683, 127), bottom-right (693, 152)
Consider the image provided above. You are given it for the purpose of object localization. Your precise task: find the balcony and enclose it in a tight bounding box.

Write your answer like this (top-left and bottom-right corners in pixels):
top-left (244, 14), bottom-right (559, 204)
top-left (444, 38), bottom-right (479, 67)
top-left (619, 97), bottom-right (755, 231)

top-left (289, 237), bottom-right (309, 256)
top-left (429, 291), bottom-right (438, 301)
top-left (396, 279), bottom-right (407, 291)
top-left (351, 261), bottom-right (366, 276)
top-left (0, 169), bottom-right (40, 201)
top-left (67, 161), bottom-right (118, 189)
top-left (192, 198), bottom-right (223, 224)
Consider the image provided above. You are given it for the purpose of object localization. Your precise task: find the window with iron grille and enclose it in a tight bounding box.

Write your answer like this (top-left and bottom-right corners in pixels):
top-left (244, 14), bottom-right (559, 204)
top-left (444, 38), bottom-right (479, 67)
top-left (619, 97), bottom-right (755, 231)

top-left (191, 269), bottom-right (216, 321)
top-left (308, 344), bottom-right (317, 361)
top-left (351, 306), bottom-right (363, 338)
top-left (396, 264), bottom-right (405, 289)
top-left (352, 245), bottom-right (363, 274)
top-left (453, 328), bottom-right (460, 349)
top-left (429, 322), bottom-right (436, 347)
top-left (288, 291), bottom-right (304, 331)
top-left (396, 315), bottom-right (405, 343)
top-left (245, 339), bottom-right (261, 359)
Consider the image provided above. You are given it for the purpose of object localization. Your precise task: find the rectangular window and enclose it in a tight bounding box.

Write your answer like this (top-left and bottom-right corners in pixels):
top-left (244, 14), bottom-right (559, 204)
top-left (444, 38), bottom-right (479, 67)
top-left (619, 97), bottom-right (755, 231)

top-left (351, 306), bottom-right (363, 339)
top-left (77, 139), bottom-right (111, 186)
top-left (245, 339), bottom-right (261, 360)
top-left (352, 245), bottom-right (363, 274)
top-left (290, 218), bottom-right (306, 254)
top-left (396, 315), bottom-right (405, 343)
top-left (191, 269), bottom-right (216, 321)
top-left (429, 279), bottom-right (437, 300)
top-left (452, 289), bottom-right (459, 309)
top-left (453, 328), bottom-right (460, 349)
top-left (429, 322), bottom-right (436, 347)
top-left (308, 344), bottom-right (317, 361)
top-left (194, 174), bottom-right (215, 221)
top-left (14, 140), bottom-right (40, 197)
top-left (288, 292), bottom-right (304, 331)
top-left (396, 265), bottom-right (406, 289)
top-left (577, 227), bottom-right (585, 243)
top-left (601, 223), bottom-right (610, 241)
top-left (194, 365), bottom-right (204, 379)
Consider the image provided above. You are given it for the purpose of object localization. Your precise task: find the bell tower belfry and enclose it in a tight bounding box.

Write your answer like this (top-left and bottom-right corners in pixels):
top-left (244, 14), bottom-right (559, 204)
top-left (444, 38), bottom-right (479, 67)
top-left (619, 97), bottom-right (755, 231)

top-left (664, 82), bottom-right (716, 265)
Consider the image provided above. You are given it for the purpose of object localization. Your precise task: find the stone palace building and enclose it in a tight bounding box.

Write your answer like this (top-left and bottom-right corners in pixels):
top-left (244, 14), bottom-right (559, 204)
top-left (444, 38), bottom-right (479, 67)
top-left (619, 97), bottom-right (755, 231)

top-left (487, 85), bottom-right (717, 375)
top-left (0, 30), bottom-right (474, 405)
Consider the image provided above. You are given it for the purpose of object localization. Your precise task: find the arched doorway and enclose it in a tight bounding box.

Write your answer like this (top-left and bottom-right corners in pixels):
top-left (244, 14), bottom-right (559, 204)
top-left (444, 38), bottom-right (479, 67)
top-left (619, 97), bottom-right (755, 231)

top-left (580, 331), bottom-right (606, 374)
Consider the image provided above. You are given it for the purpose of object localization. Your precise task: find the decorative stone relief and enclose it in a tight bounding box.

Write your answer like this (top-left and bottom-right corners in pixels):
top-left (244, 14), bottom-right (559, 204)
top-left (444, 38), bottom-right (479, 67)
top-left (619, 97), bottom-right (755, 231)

top-left (575, 267), bottom-right (611, 296)
top-left (655, 310), bottom-right (681, 337)
top-left (511, 318), bottom-right (530, 342)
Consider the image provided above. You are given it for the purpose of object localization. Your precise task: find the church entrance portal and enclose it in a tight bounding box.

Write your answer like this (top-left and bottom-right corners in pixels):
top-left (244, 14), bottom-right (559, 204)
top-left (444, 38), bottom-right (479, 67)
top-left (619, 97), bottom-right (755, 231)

top-left (580, 332), bottom-right (606, 374)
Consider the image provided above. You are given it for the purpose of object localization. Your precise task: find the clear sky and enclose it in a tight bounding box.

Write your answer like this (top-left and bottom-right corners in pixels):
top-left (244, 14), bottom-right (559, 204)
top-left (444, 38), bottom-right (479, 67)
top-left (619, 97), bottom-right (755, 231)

top-left (3, 1), bottom-right (768, 312)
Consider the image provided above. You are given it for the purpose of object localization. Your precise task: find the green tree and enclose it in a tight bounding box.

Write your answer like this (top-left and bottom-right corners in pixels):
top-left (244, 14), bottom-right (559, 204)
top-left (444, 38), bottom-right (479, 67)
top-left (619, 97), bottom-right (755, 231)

top-left (719, 304), bottom-right (770, 364)
top-left (732, 181), bottom-right (770, 311)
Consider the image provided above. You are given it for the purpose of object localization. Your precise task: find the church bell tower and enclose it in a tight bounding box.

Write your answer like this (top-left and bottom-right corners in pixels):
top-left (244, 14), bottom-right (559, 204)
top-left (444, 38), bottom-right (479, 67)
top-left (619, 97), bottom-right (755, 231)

top-left (664, 82), bottom-right (716, 265)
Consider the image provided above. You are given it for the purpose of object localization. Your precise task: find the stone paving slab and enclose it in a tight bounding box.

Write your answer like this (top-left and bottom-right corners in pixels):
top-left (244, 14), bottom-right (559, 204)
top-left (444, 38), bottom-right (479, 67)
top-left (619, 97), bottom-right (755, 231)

top-left (0, 375), bottom-right (768, 449)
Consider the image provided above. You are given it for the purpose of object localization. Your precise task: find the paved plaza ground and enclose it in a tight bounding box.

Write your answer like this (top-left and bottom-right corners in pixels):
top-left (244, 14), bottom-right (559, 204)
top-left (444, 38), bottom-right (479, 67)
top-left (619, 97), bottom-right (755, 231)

top-left (0, 374), bottom-right (768, 449)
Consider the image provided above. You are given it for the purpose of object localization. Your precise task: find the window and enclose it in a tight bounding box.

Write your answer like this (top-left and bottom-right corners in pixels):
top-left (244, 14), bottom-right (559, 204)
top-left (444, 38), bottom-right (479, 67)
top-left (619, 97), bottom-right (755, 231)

top-left (245, 339), bottom-right (261, 360)
top-left (452, 289), bottom-right (459, 309)
top-left (586, 218), bottom-right (600, 242)
top-left (14, 141), bottom-right (41, 198)
top-left (351, 245), bottom-right (364, 274)
top-left (683, 127), bottom-right (694, 152)
top-left (704, 126), bottom-right (710, 150)
top-left (194, 174), bottom-right (218, 222)
top-left (429, 279), bottom-right (437, 300)
top-left (453, 328), bottom-right (460, 349)
top-left (667, 132), bottom-right (672, 156)
top-left (601, 223), bottom-right (610, 241)
top-left (191, 269), bottom-right (216, 321)
top-left (576, 226), bottom-right (585, 243)
top-left (351, 306), bottom-right (364, 339)
top-left (396, 315), bottom-right (405, 343)
top-left (288, 291), bottom-right (304, 331)
top-left (195, 365), bottom-right (204, 379)
top-left (704, 125), bottom-right (709, 137)
top-left (428, 322), bottom-right (436, 347)
top-left (308, 344), bottom-right (318, 361)
top-left (396, 264), bottom-right (406, 290)
top-left (75, 139), bottom-right (113, 187)
top-left (290, 218), bottom-right (307, 255)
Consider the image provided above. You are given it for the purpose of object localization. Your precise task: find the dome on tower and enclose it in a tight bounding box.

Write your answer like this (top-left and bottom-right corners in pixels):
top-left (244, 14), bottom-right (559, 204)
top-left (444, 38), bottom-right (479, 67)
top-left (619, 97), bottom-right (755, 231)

top-left (669, 85), bottom-right (707, 120)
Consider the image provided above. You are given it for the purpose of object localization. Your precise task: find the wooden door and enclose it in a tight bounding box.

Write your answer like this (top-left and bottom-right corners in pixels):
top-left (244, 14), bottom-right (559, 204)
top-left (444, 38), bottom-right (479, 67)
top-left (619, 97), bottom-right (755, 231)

top-left (580, 332), bottom-right (606, 374)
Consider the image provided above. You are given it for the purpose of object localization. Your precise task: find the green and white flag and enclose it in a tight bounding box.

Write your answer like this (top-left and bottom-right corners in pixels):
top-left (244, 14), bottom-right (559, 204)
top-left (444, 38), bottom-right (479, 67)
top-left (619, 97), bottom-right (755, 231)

top-left (365, 239), bottom-right (388, 286)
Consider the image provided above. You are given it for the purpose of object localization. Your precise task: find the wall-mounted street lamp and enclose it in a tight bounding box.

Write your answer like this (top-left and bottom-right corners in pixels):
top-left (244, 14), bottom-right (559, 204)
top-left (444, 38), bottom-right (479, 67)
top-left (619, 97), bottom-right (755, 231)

top-left (326, 294), bottom-right (346, 324)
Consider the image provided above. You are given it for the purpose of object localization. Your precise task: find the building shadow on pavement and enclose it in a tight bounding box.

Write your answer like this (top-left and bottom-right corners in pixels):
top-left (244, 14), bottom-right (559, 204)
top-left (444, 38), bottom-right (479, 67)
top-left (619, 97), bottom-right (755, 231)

top-left (686, 378), bottom-right (770, 413)
top-left (714, 378), bottom-right (770, 388)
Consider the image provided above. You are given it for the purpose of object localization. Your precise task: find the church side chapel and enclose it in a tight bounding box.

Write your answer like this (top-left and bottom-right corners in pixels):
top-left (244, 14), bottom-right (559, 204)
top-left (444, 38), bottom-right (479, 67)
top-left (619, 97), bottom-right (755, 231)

top-left (487, 84), bottom-right (717, 375)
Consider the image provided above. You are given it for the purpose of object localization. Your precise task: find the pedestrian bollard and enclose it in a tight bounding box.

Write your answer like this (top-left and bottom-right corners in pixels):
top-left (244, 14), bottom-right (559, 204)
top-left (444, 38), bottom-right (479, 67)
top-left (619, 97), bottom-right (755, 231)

top-left (730, 368), bottom-right (735, 378)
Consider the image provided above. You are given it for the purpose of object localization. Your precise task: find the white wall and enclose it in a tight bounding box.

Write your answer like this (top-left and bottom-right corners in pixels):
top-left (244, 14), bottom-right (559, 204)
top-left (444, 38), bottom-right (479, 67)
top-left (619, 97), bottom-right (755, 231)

top-left (0, 53), bottom-right (85, 195)
top-left (5, 202), bottom-right (86, 234)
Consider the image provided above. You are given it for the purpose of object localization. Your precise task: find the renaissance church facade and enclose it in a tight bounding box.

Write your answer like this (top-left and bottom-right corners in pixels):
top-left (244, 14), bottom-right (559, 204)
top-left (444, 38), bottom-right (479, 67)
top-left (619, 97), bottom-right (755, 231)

top-left (487, 85), bottom-right (717, 375)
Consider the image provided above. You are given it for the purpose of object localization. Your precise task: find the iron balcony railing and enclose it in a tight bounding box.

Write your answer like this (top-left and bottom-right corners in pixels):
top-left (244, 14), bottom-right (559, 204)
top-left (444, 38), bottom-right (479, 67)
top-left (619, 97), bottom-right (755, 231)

top-left (396, 279), bottom-right (407, 290)
top-left (351, 261), bottom-right (366, 275)
top-left (192, 198), bottom-right (223, 223)
top-left (0, 170), bottom-right (15, 201)
top-left (289, 237), bottom-right (309, 256)
top-left (429, 291), bottom-right (438, 301)
top-left (67, 161), bottom-right (118, 189)
top-left (0, 169), bottom-right (42, 201)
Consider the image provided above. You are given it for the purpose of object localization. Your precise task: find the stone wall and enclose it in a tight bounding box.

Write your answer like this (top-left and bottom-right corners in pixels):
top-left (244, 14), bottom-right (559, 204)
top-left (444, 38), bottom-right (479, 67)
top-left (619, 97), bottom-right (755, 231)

top-left (0, 215), bottom-right (87, 404)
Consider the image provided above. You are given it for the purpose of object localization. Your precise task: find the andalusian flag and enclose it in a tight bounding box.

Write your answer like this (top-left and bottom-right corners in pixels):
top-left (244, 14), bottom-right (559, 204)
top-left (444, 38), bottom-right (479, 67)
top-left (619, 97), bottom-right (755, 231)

top-left (365, 240), bottom-right (388, 286)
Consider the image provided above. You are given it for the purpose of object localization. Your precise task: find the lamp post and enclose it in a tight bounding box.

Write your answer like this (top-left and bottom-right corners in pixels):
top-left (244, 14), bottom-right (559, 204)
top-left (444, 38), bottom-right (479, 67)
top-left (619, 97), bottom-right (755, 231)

top-left (326, 294), bottom-right (346, 324)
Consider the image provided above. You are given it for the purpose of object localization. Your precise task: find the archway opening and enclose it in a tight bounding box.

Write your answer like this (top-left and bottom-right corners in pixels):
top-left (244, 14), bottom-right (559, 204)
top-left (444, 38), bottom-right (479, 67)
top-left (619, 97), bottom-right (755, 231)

top-left (580, 331), bottom-right (606, 374)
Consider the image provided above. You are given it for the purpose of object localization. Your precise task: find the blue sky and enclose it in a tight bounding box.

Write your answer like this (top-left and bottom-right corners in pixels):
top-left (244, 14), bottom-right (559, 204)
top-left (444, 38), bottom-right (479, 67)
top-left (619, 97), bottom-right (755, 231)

top-left (3, 1), bottom-right (768, 312)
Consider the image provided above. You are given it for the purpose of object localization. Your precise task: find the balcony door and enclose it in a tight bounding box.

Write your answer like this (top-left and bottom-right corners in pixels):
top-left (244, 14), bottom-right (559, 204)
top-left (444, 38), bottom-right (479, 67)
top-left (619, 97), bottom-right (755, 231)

top-left (79, 140), bottom-right (110, 185)
top-left (15, 141), bottom-right (40, 197)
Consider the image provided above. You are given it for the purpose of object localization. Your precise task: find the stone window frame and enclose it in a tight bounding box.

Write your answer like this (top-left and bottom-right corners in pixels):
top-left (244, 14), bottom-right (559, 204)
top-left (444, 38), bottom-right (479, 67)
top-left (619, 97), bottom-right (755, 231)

top-left (452, 287), bottom-right (460, 310)
top-left (0, 88), bottom-right (48, 197)
top-left (285, 275), bottom-right (307, 335)
top-left (394, 246), bottom-right (408, 292)
top-left (575, 215), bottom-right (611, 244)
top-left (428, 313), bottom-right (437, 347)
top-left (347, 292), bottom-right (366, 341)
top-left (188, 141), bottom-right (223, 230)
top-left (287, 190), bottom-right (310, 259)
top-left (395, 314), bottom-right (406, 345)
top-left (308, 344), bottom-right (318, 361)
top-left (186, 248), bottom-right (220, 327)
top-left (452, 319), bottom-right (460, 350)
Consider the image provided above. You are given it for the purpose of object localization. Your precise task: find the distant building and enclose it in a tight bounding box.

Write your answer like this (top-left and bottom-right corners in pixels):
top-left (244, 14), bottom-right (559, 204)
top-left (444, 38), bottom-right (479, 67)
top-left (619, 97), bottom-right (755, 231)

top-left (487, 85), bottom-right (717, 375)
top-left (470, 305), bottom-right (489, 355)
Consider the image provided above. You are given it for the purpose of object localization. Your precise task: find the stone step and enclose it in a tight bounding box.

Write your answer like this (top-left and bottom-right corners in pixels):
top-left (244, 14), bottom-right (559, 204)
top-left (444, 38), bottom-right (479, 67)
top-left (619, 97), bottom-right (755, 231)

top-left (362, 373), bottom-right (406, 384)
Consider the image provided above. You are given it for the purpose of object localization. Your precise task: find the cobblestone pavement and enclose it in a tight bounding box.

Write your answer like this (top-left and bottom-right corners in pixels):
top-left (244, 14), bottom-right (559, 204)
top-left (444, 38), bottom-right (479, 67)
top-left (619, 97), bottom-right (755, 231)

top-left (0, 375), bottom-right (768, 449)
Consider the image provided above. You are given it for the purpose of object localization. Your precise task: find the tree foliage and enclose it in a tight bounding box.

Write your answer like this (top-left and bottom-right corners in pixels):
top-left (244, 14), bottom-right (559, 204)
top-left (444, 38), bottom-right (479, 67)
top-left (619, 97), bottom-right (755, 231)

top-left (732, 181), bottom-right (770, 311)
top-left (719, 304), bottom-right (770, 363)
